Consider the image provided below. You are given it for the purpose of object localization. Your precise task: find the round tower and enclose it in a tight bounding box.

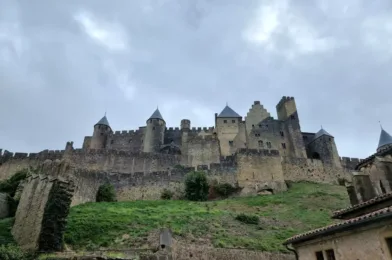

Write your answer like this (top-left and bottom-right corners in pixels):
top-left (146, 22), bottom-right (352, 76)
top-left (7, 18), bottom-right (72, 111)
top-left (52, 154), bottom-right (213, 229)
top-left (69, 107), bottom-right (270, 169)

top-left (143, 108), bottom-right (166, 153)
top-left (377, 127), bottom-right (392, 152)
top-left (90, 115), bottom-right (112, 149)
top-left (308, 127), bottom-right (341, 168)
top-left (181, 119), bottom-right (191, 131)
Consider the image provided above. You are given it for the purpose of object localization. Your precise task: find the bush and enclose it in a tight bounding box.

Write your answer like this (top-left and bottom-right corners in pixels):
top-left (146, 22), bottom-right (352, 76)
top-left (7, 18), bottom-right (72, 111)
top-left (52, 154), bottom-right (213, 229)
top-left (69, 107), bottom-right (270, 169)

top-left (0, 169), bottom-right (28, 197)
top-left (0, 244), bottom-right (31, 260)
top-left (213, 183), bottom-right (240, 198)
top-left (161, 189), bottom-right (174, 200)
top-left (235, 213), bottom-right (259, 225)
top-left (185, 171), bottom-right (209, 201)
top-left (96, 183), bottom-right (117, 202)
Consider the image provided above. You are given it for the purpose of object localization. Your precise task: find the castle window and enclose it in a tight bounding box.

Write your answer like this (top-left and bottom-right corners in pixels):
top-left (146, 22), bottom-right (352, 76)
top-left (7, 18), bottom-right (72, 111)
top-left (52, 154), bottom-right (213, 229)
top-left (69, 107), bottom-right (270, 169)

top-left (111, 140), bottom-right (114, 144)
top-left (252, 124), bottom-right (255, 128)
top-left (385, 237), bottom-right (392, 256)
top-left (280, 131), bottom-right (284, 137)
top-left (315, 251), bottom-right (324, 260)
top-left (232, 120), bottom-right (235, 123)
top-left (259, 124), bottom-right (262, 128)
top-left (224, 120), bottom-right (227, 123)
top-left (100, 133), bottom-right (104, 136)
top-left (153, 127), bottom-right (155, 130)
top-left (229, 141), bottom-right (233, 146)
top-left (290, 115), bottom-right (295, 120)
top-left (129, 139), bottom-right (132, 143)
top-left (258, 140), bottom-right (263, 148)
top-left (149, 119), bottom-right (152, 123)
top-left (303, 136), bottom-right (308, 141)
top-left (325, 249), bottom-right (335, 260)
top-left (266, 142), bottom-right (271, 148)
top-left (281, 143), bottom-right (286, 149)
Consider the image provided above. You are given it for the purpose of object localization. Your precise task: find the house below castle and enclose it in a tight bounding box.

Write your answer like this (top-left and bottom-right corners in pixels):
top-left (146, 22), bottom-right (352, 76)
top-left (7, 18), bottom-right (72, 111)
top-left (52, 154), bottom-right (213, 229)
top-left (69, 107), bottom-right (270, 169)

top-left (283, 129), bottom-right (392, 260)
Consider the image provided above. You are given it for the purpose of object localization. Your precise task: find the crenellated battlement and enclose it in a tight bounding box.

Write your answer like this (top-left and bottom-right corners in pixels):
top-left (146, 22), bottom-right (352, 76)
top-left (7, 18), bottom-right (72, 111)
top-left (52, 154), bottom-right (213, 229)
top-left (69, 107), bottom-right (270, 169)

top-left (112, 128), bottom-right (143, 136)
top-left (0, 148), bottom-right (66, 162)
top-left (276, 96), bottom-right (295, 110)
top-left (339, 157), bottom-right (363, 163)
top-left (189, 126), bottom-right (215, 133)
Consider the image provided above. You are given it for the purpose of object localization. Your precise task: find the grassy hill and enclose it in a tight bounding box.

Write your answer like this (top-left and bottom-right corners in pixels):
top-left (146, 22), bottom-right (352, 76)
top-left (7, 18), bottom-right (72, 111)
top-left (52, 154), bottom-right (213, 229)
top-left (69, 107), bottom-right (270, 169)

top-left (62, 182), bottom-right (349, 253)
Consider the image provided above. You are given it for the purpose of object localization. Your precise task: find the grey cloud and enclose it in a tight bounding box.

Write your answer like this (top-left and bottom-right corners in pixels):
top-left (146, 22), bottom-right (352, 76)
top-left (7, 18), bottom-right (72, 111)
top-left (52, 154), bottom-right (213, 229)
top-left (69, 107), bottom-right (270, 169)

top-left (0, 0), bottom-right (391, 158)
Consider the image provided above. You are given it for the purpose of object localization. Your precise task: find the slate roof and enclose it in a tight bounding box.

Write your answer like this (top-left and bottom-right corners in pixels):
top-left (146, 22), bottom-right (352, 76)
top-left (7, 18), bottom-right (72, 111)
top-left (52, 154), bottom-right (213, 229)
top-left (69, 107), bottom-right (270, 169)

top-left (217, 105), bottom-right (241, 118)
top-left (95, 115), bottom-right (110, 127)
top-left (284, 206), bottom-right (392, 245)
top-left (332, 192), bottom-right (392, 219)
top-left (378, 128), bottom-right (392, 150)
top-left (149, 108), bottom-right (164, 121)
top-left (313, 128), bottom-right (333, 140)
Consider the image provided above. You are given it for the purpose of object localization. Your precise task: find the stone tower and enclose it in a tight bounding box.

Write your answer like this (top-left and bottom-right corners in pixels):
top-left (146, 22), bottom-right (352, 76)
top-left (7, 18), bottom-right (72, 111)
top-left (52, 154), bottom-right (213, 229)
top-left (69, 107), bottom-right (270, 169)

top-left (307, 127), bottom-right (342, 168)
top-left (276, 97), bottom-right (307, 158)
top-left (215, 104), bottom-right (242, 156)
top-left (377, 127), bottom-right (392, 152)
top-left (143, 108), bottom-right (166, 153)
top-left (90, 115), bottom-right (112, 149)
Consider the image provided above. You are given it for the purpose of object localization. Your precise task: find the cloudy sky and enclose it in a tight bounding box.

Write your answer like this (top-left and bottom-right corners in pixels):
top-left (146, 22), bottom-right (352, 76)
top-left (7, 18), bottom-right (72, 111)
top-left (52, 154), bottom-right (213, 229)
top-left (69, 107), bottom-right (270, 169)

top-left (0, 0), bottom-right (391, 158)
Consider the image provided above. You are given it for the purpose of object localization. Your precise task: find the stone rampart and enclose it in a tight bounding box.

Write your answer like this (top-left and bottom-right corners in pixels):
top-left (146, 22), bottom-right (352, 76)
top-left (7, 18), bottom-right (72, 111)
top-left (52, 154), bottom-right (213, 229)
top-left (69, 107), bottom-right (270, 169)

top-left (282, 157), bottom-right (352, 184)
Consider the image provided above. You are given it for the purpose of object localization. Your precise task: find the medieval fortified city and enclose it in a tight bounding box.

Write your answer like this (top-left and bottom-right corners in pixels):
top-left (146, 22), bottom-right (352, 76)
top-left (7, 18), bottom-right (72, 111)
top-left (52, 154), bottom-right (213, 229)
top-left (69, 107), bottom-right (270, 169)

top-left (1, 96), bottom-right (392, 260)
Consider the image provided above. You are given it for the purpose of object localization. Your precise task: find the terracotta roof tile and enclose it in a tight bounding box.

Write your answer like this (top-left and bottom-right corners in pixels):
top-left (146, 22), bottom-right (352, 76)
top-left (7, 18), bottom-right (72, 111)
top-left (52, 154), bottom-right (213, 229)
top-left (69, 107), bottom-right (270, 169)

top-left (332, 192), bottom-right (392, 218)
top-left (284, 206), bottom-right (392, 245)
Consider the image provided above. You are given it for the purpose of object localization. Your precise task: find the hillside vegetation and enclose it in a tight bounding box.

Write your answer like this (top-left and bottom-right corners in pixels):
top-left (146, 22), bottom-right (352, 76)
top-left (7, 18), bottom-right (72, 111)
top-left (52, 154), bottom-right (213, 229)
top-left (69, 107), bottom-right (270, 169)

top-left (61, 182), bottom-right (349, 253)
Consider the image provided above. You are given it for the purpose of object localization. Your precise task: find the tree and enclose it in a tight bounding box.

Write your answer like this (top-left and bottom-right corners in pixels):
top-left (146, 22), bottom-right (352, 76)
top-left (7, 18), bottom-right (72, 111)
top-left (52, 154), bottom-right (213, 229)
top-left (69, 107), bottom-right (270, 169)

top-left (185, 171), bottom-right (209, 201)
top-left (96, 183), bottom-right (117, 202)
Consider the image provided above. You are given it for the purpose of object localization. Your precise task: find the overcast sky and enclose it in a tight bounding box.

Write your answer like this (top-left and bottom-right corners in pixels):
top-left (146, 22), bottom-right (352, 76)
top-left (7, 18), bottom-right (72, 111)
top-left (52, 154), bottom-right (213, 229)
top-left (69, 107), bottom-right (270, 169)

top-left (0, 0), bottom-right (391, 159)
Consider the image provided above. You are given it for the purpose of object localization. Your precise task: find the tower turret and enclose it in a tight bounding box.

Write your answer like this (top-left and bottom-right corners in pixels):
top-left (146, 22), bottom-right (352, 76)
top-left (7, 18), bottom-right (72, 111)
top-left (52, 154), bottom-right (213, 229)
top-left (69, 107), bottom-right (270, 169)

top-left (377, 127), bottom-right (392, 152)
top-left (90, 115), bottom-right (112, 149)
top-left (215, 104), bottom-right (242, 156)
top-left (181, 119), bottom-right (191, 131)
top-left (143, 108), bottom-right (166, 153)
top-left (307, 127), bottom-right (341, 168)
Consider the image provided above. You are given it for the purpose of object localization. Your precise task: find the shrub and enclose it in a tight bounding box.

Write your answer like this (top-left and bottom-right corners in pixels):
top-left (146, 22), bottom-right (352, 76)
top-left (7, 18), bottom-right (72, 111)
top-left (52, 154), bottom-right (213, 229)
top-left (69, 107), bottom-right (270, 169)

top-left (235, 213), bottom-right (259, 225)
top-left (0, 169), bottom-right (29, 197)
top-left (185, 171), bottom-right (209, 201)
top-left (213, 183), bottom-right (240, 198)
top-left (161, 189), bottom-right (174, 200)
top-left (96, 183), bottom-right (117, 202)
top-left (0, 244), bottom-right (28, 260)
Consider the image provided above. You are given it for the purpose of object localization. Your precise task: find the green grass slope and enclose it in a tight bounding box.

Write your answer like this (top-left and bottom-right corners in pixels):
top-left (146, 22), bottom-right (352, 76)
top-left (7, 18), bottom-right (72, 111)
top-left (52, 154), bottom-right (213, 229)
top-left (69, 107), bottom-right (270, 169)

top-left (64, 182), bottom-right (350, 252)
top-left (0, 218), bottom-right (15, 245)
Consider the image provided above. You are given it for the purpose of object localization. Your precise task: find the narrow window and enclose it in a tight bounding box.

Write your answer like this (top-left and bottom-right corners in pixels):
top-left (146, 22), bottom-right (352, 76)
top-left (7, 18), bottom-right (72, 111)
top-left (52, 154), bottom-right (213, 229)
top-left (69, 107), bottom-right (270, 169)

top-left (325, 249), bottom-right (335, 260)
top-left (224, 120), bottom-right (227, 123)
top-left (149, 119), bottom-right (152, 123)
top-left (282, 143), bottom-right (286, 149)
top-left (315, 251), bottom-right (324, 260)
top-left (152, 127), bottom-right (155, 130)
top-left (280, 131), bottom-right (284, 137)
top-left (129, 139), bottom-right (132, 143)
top-left (267, 142), bottom-right (271, 148)
top-left (259, 124), bottom-right (262, 128)
top-left (111, 140), bottom-right (114, 144)
top-left (229, 141), bottom-right (233, 146)
top-left (290, 115), bottom-right (295, 120)
top-left (380, 180), bottom-right (386, 194)
top-left (385, 237), bottom-right (392, 256)
top-left (303, 136), bottom-right (308, 141)
top-left (232, 120), bottom-right (235, 123)
top-left (258, 140), bottom-right (263, 148)
top-left (100, 133), bottom-right (104, 136)
top-left (252, 124), bottom-right (255, 128)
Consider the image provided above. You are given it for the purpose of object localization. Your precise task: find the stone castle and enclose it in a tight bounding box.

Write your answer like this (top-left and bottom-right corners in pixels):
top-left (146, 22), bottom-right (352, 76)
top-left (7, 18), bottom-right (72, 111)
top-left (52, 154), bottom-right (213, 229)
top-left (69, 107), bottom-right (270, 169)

top-left (0, 96), bottom-right (369, 203)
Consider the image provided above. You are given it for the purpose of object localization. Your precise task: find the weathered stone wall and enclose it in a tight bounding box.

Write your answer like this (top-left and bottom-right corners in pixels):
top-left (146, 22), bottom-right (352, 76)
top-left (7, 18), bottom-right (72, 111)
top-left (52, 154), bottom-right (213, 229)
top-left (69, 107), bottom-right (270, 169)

top-left (236, 149), bottom-right (287, 194)
top-left (0, 150), bottom-right (65, 180)
top-left (187, 133), bottom-right (220, 167)
top-left (64, 149), bottom-right (182, 174)
top-left (172, 243), bottom-right (295, 260)
top-left (216, 117), bottom-right (242, 157)
top-left (282, 157), bottom-right (351, 184)
top-left (105, 127), bottom-right (145, 152)
top-left (0, 192), bottom-right (9, 219)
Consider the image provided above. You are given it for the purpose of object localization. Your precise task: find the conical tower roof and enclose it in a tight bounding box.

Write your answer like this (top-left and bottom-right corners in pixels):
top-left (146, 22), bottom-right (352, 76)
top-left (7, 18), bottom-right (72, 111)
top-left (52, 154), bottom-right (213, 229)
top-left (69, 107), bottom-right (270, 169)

top-left (217, 105), bottom-right (241, 118)
top-left (314, 127), bottom-right (333, 140)
top-left (148, 108), bottom-right (164, 121)
top-left (377, 128), bottom-right (392, 150)
top-left (95, 115), bottom-right (110, 127)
